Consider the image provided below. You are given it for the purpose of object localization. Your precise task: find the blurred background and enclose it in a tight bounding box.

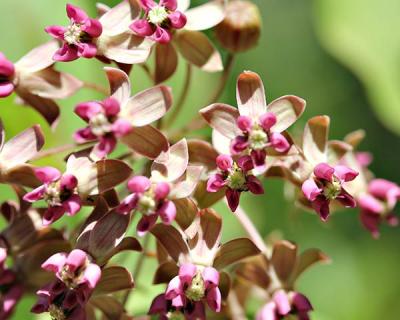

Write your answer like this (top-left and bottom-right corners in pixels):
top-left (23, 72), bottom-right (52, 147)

top-left (0, 0), bottom-right (399, 319)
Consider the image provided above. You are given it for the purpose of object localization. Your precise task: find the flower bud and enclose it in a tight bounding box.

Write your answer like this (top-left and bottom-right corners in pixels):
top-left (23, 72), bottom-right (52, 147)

top-left (215, 0), bottom-right (261, 53)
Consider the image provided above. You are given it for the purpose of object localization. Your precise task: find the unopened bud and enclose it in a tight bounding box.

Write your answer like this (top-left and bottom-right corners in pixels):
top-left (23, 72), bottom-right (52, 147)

top-left (215, 0), bottom-right (261, 53)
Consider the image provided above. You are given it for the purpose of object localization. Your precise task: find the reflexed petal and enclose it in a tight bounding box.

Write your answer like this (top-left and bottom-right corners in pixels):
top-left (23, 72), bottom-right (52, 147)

top-left (313, 163), bottom-right (334, 181)
top-left (165, 276), bottom-right (183, 299)
top-left (226, 188), bottom-right (240, 212)
top-left (66, 4), bottom-right (88, 24)
top-left (336, 190), bottom-right (356, 208)
top-left (15, 41), bottom-right (59, 73)
top-left (158, 200), bottom-right (176, 225)
top-left (270, 132), bottom-right (290, 153)
top-left (311, 197), bottom-right (330, 221)
top-left (63, 194), bottom-right (81, 216)
top-left (303, 116), bottom-right (329, 165)
top-left (334, 165), bottom-right (358, 182)
top-left (358, 194), bottom-right (384, 214)
top-left (100, 0), bottom-right (140, 36)
top-left (105, 67), bottom-right (130, 105)
top-left (169, 11), bottom-right (187, 29)
top-left (302, 179), bottom-right (321, 201)
top-left (291, 292), bottom-right (313, 312)
top-left (34, 167), bottom-right (61, 183)
top-left (236, 71), bottom-right (266, 119)
top-left (128, 176), bottom-right (151, 193)
top-left (92, 136), bottom-right (117, 158)
top-left (148, 294), bottom-right (168, 315)
top-left (41, 252), bottom-right (67, 273)
top-left (360, 210), bottom-right (380, 239)
top-left (200, 103), bottom-right (240, 139)
top-left (130, 19), bottom-right (154, 36)
top-left (155, 42), bottom-right (178, 84)
top-left (206, 286), bottom-right (221, 312)
top-left (184, 1), bottom-right (224, 31)
top-left (247, 175), bottom-right (264, 194)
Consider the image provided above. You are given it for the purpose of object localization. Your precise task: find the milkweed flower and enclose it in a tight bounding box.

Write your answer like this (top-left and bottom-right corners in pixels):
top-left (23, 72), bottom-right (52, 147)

top-left (207, 154), bottom-right (264, 212)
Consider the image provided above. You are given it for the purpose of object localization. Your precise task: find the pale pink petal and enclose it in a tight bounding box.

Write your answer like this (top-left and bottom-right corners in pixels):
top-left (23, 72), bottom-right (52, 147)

top-left (256, 302), bottom-right (277, 320)
top-left (158, 200), bottom-right (176, 225)
top-left (0, 82), bottom-right (15, 98)
top-left (23, 185), bottom-right (45, 202)
top-left (259, 112), bottom-right (277, 131)
top-left (313, 163), bottom-right (334, 181)
top-left (368, 179), bottom-right (399, 201)
top-left (202, 267), bottom-right (219, 287)
top-left (66, 4), bottom-right (88, 24)
top-left (111, 118), bottom-right (133, 137)
top-left (128, 176), bottom-right (151, 193)
top-left (41, 252), bottom-right (67, 273)
top-left (154, 182), bottom-right (170, 200)
top-left (358, 194), bottom-right (384, 214)
top-left (302, 179), bottom-right (321, 201)
top-left (63, 194), bottom-right (81, 216)
top-left (168, 11), bottom-right (187, 29)
top-left (75, 101), bottom-right (103, 121)
top-left (206, 286), bottom-right (221, 312)
top-left (178, 263), bottom-right (197, 283)
top-left (207, 174), bottom-right (225, 192)
top-left (334, 165), bottom-right (358, 182)
top-left (66, 249), bottom-right (87, 272)
top-left (117, 193), bottom-right (138, 214)
top-left (105, 67), bottom-right (131, 106)
top-left (82, 263), bottom-right (101, 289)
top-left (237, 115), bottom-right (252, 131)
top-left (165, 276), bottom-right (183, 299)
top-left (130, 19), bottom-right (154, 36)
top-left (184, 1), bottom-right (224, 31)
top-left (236, 71), bottom-right (266, 119)
top-left (35, 167), bottom-right (61, 183)
top-left (273, 290), bottom-right (291, 316)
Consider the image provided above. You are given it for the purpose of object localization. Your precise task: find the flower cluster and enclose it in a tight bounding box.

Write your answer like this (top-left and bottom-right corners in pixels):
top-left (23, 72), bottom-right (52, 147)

top-left (0, 1), bottom-right (397, 319)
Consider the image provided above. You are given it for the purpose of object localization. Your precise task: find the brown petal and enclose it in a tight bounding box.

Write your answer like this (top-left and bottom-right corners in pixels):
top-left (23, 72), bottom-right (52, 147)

top-left (173, 197), bottom-right (198, 231)
top-left (96, 159), bottom-right (132, 194)
top-left (153, 261), bottom-right (179, 284)
top-left (2, 164), bottom-right (41, 188)
top-left (188, 139), bottom-right (218, 171)
top-left (200, 103), bottom-right (240, 139)
top-left (121, 125), bottom-right (168, 159)
top-left (101, 236), bottom-right (142, 263)
top-left (214, 238), bottom-right (261, 270)
top-left (105, 67), bottom-right (130, 105)
top-left (302, 115), bottom-right (330, 165)
top-left (344, 129), bottom-right (366, 148)
top-left (184, 1), bottom-right (225, 31)
top-left (122, 85), bottom-right (172, 127)
top-left (271, 240), bottom-right (298, 283)
top-left (88, 210), bottom-right (131, 265)
top-left (236, 258), bottom-right (271, 290)
top-left (267, 95), bottom-right (306, 133)
top-left (94, 266), bottom-right (134, 295)
top-left (236, 71), bottom-right (267, 119)
top-left (327, 140), bottom-right (353, 164)
top-left (290, 248), bottom-right (330, 285)
top-left (155, 42), bottom-right (178, 84)
top-left (199, 208), bottom-right (222, 251)
top-left (219, 271), bottom-right (231, 300)
top-left (175, 30), bottom-right (223, 72)
top-left (0, 125), bottom-right (44, 168)
top-left (193, 180), bottom-right (225, 209)
top-left (150, 224), bottom-right (189, 263)
top-left (15, 89), bottom-right (60, 127)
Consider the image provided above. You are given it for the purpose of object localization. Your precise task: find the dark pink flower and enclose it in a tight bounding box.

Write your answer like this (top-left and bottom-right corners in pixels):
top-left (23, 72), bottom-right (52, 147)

top-left (32, 249), bottom-right (101, 319)
top-left (0, 53), bottom-right (15, 98)
top-left (23, 167), bottom-right (82, 225)
top-left (358, 179), bottom-right (400, 238)
top-left (207, 154), bottom-right (264, 212)
top-left (130, 0), bottom-right (187, 44)
top-left (45, 4), bottom-right (102, 61)
top-left (302, 163), bottom-right (358, 221)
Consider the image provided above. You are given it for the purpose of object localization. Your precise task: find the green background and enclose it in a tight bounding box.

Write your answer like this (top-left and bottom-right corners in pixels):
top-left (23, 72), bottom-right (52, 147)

top-left (0, 0), bottom-right (399, 319)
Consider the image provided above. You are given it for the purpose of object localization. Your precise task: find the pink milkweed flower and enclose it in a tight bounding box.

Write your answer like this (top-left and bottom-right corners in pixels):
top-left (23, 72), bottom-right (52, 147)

top-left (201, 71), bottom-right (305, 168)
top-left (118, 139), bottom-right (203, 235)
top-left (130, 0), bottom-right (187, 44)
top-left (0, 246), bottom-right (24, 319)
top-left (358, 179), bottom-right (400, 238)
top-left (256, 290), bottom-right (313, 320)
top-left (32, 249), bottom-right (101, 320)
top-left (302, 163), bottom-right (358, 221)
top-left (74, 67), bottom-right (172, 159)
top-left (207, 154), bottom-right (264, 212)
top-left (45, 4), bottom-right (102, 62)
top-left (0, 53), bottom-right (15, 98)
top-left (23, 167), bottom-right (81, 225)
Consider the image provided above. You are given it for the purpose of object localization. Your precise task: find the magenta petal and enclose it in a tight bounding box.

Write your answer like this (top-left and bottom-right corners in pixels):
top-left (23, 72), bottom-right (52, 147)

top-left (256, 302), bottom-right (277, 320)
top-left (82, 263), bottom-right (101, 289)
top-left (358, 194), bottom-right (383, 214)
top-left (269, 132), bottom-right (290, 153)
top-left (251, 149), bottom-right (267, 167)
top-left (128, 176), bottom-right (151, 193)
top-left (302, 179), bottom-right (321, 201)
top-left (0, 82), bottom-right (14, 98)
top-left (259, 112), bottom-right (277, 131)
top-left (77, 42), bottom-right (97, 58)
top-left (152, 26), bottom-right (171, 44)
top-left (35, 167), bottom-right (61, 183)
top-left (237, 115), bottom-right (253, 131)
top-left (140, 0), bottom-right (157, 10)
top-left (386, 214), bottom-right (399, 227)
top-left (273, 290), bottom-right (291, 316)
top-left (60, 173), bottom-right (78, 190)
top-left (66, 249), bottom-right (87, 272)
top-left (62, 290), bottom-right (78, 309)
top-left (360, 211), bottom-right (380, 239)
top-left (336, 190), bottom-right (356, 208)
top-left (93, 136), bottom-right (117, 158)
top-left (154, 182), bottom-right (170, 200)
top-left (178, 263), bottom-right (197, 283)
top-left (237, 155), bottom-right (254, 172)
top-left (66, 4), bottom-right (88, 24)
top-left (75, 101), bottom-right (103, 121)
top-left (112, 119), bottom-right (133, 138)
top-left (63, 194), bottom-right (81, 216)
top-left (165, 276), bottom-right (183, 300)
top-left (311, 197), bottom-right (330, 221)
top-left (130, 19), bottom-right (154, 37)
top-left (82, 18), bottom-right (102, 38)
top-left (117, 194), bottom-right (138, 214)
top-left (206, 287), bottom-right (222, 312)
top-left (136, 214), bottom-right (158, 236)
top-left (368, 179), bottom-right (399, 201)
top-left (355, 151), bottom-right (373, 167)
top-left (44, 25), bottom-right (66, 40)
top-left (226, 188), bottom-right (240, 212)
top-left (23, 185), bottom-right (46, 202)
top-left (73, 127), bottom-right (96, 143)
top-left (158, 200), bottom-right (176, 225)
top-left (0, 52), bottom-right (15, 76)
top-left (334, 165), bottom-right (358, 182)
top-left (53, 44), bottom-right (79, 62)
top-left (41, 252), bottom-right (67, 273)
top-left (148, 294), bottom-right (168, 315)
top-left (230, 136), bottom-right (249, 154)
top-left (168, 11), bottom-right (187, 29)
top-left (216, 154), bottom-right (233, 171)
top-left (202, 267), bottom-right (219, 287)
top-left (207, 174), bottom-right (225, 192)
top-left (247, 175), bottom-right (264, 195)
top-left (314, 163), bottom-right (334, 181)
top-left (161, 0), bottom-right (177, 11)
top-left (103, 97), bottom-right (120, 116)
top-left (291, 292), bottom-right (313, 312)
top-left (43, 206), bottom-right (65, 226)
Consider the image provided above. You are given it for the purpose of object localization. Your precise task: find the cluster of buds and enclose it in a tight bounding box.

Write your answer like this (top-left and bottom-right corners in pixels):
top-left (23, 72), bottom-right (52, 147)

top-left (0, 0), bottom-right (397, 319)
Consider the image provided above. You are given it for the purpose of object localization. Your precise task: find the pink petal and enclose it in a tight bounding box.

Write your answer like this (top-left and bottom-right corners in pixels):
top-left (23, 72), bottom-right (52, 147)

top-left (60, 173), bottom-right (78, 190)
top-left (291, 292), bottom-right (313, 312)
top-left (334, 165), bottom-right (358, 182)
top-left (273, 290), bottom-right (291, 316)
top-left (66, 249), bottom-right (87, 272)
top-left (152, 26), bottom-right (171, 44)
top-left (23, 185), bottom-right (46, 202)
top-left (168, 11), bottom-right (187, 29)
top-left (34, 167), bottom-right (61, 183)
top-left (0, 82), bottom-right (14, 98)
top-left (386, 214), bottom-right (399, 227)
top-left (237, 155), bottom-right (254, 172)
top-left (73, 127), bottom-right (96, 143)
top-left (259, 112), bottom-right (277, 131)
top-left (237, 115), bottom-right (253, 131)
top-left (155, 182), bottom-right (170, 200)
top-left (313, 163), bottom-right (334, 181)
top-left (302, 179), bottom-right (321, 201)
top-left (63, 194), bottom-right (81, 216)
top-left (41, 252), bottom-right (67, 273)
top-left (75, 101), bottom-right (103, 121)
top-left (137, 214), bottom-right (158, 236)
top-left (161, 0), bottom-right (178, 11)
top-left (0, 52), bottom-right (15, 76)
top-left (103, 97), bottom-right (120, 116)
top-left (311, 197), bottom-right (330, 221)
top-left (368, 179), bottom-right (399, 201)
top-left (53, 43), bottom-right (79, 62)
top-left (247, 175), bottom-right (264, 195)
top-left (207, 174), bottom-right (225, 192)
top-left (130, 19), bottom-right (154, 37)
top-left (77, 43), bottom-right (97, 58)
top-left (355, 151), bottom-right (373, 167)
top-left (140, 0), bottom-right (157, 10)
top-left (165, 275), bottom-right (183, 300)
top-left (43, 206), bottom-right (65, 226)
top-left (336, 190), bottom-right (356, 208)
top-left (171, 294), bottom-right (185, 308)
top-left (93, 136), bottom-right (117, 158)
top-left (358, 194), bottom-right (384, 214)
top-left (148, 294), bottom-right (168, 315)
top-left (158, 200), bottom-right (176, 225)
top-left (230, 135), bottom-right (249, 154)
top-left (112, 118), bottom-right (133, 138)
top-left (206, 287), bottom-right (222, 312)
top-left (216, 154), bottom-right (233, 171)
top-left (66, 4), bottom-right (88, 24)
top-left (256, 302), bottom-right (277, 320)
top-left (82, 18), bottom-right (102, 38)
top-left (44, 25), bottom-right (66, 40)
top-left (178, 263), bottom-right (197, 283)
top-left (128, 176), bottom-right (151, 193)
top-left (360, 211), bottom-right (380, 239)
top-left (202, 267), bottom-right (219, 287)
top-left (269, 132), bottom-right (290, 153)
top-left (226, 188), bottom-right (240, 212)
top-left (117, 193), bottom-right (138, 214)
top-left (82, 263), bottom-right (101, 289)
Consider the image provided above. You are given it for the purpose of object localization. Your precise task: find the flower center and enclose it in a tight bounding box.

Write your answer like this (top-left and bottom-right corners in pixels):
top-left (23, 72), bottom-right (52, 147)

top-left (167, 311), bottom-right (185, 320)
top-left (44, 182), bottom-right (61, 206)
top-left (64, 23), bottom-right (82, 45)
top-left (148, 6), bottom-right (169, 25)
top-left (185, 272), bottom-right (205, 301)
top-left (89, 112), bottom-right (112, 136)
top-left (249, 127), bottom-right (268, 150)
top-left (323, 178), bottom-right (342, 200)
top-left (137, 192), bottom-right (156, 215)
top-left (49, 304), bottom-right (66, 320)
top-left (227, 164), bottom-right (247, 190)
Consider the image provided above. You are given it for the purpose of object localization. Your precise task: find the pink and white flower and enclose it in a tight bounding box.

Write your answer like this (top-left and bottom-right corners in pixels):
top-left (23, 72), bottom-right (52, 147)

top-left (207, 154), bottom-right (264, 212)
